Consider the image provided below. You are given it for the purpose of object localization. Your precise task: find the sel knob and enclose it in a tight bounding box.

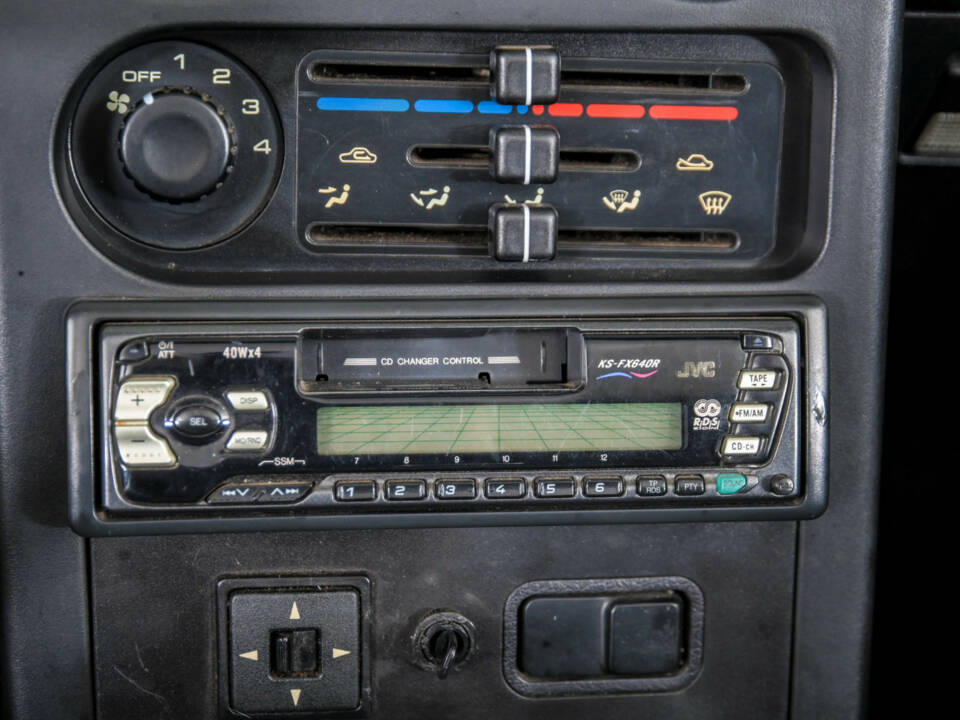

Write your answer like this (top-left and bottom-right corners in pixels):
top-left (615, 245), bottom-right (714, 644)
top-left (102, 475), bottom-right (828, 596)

top-left (120, 92), bottom-right (231, 201)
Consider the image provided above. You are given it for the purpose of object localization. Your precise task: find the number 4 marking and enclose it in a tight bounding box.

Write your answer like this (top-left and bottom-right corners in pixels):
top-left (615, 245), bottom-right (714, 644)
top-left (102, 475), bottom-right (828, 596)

top-left (253, 139), bottom-right (271, 154)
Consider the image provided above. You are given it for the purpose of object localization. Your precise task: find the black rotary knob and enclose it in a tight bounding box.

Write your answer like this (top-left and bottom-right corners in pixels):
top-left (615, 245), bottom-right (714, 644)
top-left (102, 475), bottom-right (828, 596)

top-left (120, 92), bottom-right (231, 201)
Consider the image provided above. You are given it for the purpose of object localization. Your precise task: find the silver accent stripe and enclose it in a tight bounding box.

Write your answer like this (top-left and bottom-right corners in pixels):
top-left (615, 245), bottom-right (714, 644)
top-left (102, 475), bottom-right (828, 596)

top-left (523, 125), bottom-right (532, 185)
top-left (525, 47), bottom-right (533, 106)
top-left (488, 356), bottom-right (522, 364)
top-left (522, 204), bottom-right (530, 262)
top-left (343, 357), bottom-right (377, 366)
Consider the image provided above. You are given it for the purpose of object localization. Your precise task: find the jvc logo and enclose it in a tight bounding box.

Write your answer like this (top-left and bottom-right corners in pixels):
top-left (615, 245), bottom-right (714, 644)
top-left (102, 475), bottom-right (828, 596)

top-left (676, 361), bottom-right (716, 378)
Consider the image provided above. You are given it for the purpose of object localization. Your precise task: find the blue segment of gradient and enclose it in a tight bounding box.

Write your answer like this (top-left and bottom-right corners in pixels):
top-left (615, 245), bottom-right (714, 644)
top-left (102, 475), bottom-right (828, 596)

top-left (596, 372), bottom-right (633, 380)
top-left (316, 97), bottom-right (410, 112)
top-left (477, 101), bottom-right (513, 114)
top-left (413, 99), bottom-right (475, 113)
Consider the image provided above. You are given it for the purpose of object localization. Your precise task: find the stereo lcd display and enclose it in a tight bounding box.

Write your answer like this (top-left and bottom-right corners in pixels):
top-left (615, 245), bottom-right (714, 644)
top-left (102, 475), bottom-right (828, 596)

top-left (316, 403), bottom-right (683, 455)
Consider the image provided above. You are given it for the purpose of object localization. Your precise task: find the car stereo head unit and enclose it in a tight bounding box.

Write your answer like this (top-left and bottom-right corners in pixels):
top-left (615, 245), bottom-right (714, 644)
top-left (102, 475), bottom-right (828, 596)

top-left (66, 301), bottom-right (827, 535)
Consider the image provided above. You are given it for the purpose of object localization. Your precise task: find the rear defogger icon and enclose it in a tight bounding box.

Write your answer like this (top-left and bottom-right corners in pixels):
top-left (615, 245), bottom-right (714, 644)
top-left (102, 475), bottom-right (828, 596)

top-left (698, 191), bottom-right (732, 216)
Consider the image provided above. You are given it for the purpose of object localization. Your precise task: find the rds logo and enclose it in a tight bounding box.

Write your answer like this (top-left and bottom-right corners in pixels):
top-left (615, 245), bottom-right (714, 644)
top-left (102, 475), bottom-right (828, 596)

top-left (676, 361), bottom-right (716, 379)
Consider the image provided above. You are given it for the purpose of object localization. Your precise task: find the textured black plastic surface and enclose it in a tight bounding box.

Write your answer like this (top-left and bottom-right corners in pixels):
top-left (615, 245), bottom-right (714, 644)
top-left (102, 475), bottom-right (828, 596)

top-left (0, 1), bottom-right (899, 719)
top-left (91, 524), bottom-right (791, 719)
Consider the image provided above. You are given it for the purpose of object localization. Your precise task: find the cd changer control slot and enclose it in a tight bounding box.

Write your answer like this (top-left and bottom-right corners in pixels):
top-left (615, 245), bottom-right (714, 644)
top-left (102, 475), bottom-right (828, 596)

top-left (408, 145), bottom-right (640, 172)
top-left (298, 327), bottom-right (585, 395)
top-left (307, 59), bottom-right (746, 95)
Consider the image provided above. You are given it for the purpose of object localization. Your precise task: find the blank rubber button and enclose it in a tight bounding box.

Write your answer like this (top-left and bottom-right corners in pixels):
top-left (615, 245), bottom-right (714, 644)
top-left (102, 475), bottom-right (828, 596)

top-left (608, 601), bottom-right (683, 675)
top-left (520, 596), bottom-right (607, 678)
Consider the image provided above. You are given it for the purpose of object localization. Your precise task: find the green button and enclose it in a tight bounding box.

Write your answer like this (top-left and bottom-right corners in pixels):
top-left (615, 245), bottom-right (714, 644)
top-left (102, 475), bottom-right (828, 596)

top-left (717, 473), bottom-right (747, 495)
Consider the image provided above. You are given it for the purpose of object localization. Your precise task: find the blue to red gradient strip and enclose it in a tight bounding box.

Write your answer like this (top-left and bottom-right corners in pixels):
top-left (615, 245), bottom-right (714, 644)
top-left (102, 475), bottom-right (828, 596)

top-left (316, 97), bottom-right (738, 121)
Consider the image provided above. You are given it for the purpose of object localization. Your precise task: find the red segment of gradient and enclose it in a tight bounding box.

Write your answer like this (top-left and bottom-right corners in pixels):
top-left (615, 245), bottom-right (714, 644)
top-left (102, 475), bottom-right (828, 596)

top-left (586, 103), bottom-right (646, 118)
top-left (531, 105), bottom-right (545, 115)
top-left (547, 103), bottom-right (584, 117)
top-left (648, 105), bottom-right (739, 121)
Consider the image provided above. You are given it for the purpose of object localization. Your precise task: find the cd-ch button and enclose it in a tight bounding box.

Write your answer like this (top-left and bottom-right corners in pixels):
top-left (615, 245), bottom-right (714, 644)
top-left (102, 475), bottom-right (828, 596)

top-left (115, 425), bottom-right (176, 467)
top-left (721, 436), bottom-right (764, 456)
top-left (225, 390), bottom-right (269, 411)
top-left (115, 376), bottom-right (176, 422)
top-left (225, 430), bottom-right (269, 452)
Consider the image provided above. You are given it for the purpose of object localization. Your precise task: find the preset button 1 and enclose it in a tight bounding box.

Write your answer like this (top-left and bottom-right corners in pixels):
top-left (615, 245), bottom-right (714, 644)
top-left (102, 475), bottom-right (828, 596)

top-left (335, 481), bottom-right (377, 502)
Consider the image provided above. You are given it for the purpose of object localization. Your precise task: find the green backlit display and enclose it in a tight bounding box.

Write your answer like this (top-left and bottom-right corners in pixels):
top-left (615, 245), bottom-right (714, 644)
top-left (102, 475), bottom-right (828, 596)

top-left (316, 403), bottom-right (682, 455)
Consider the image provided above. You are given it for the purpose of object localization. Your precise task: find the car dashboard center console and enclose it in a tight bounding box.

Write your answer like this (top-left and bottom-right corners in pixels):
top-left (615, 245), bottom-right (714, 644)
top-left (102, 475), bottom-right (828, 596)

top-left (0, 2), bottom-right (899, 718)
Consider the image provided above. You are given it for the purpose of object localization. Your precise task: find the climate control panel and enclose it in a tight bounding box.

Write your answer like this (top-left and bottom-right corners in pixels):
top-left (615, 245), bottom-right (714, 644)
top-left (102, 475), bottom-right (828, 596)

top-left (58, 31), bottom-right (826, 281)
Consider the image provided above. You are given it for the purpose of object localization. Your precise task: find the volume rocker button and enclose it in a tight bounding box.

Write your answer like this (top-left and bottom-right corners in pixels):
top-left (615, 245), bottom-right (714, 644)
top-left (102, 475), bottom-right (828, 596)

top-left (115, 376), bottom-right (176, 422)
top-left (115, 425), bottom-right (177, 467)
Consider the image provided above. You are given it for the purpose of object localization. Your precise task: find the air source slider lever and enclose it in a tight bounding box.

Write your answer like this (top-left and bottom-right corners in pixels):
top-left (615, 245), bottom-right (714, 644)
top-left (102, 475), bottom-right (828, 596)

top-left (488, 203), bottom-right (558, 262)
top-left (491, 46), bottom-right (561, 105)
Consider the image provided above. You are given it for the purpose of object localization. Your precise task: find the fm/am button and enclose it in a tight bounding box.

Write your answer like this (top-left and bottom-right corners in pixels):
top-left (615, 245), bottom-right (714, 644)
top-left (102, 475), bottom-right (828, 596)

top-left (730, 403), bottom-right (769, 423)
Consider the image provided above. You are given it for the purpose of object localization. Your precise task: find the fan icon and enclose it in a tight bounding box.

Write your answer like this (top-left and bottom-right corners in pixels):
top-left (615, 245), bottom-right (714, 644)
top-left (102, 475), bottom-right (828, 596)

top-left (106, 91), bottom-right (130, 114)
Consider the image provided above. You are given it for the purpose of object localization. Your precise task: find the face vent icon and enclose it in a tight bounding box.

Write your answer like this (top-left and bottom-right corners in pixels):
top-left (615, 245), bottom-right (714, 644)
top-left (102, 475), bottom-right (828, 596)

top-left (698, 191), bottom-right (732, 215)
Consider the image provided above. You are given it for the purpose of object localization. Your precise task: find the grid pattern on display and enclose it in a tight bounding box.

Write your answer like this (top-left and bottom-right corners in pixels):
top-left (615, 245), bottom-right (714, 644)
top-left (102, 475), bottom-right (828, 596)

top-left (316, 403), bottom-right (682, 455)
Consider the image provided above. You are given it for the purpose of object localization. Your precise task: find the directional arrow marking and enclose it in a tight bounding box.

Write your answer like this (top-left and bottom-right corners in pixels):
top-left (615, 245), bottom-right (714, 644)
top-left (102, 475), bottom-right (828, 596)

top-left (239, 650), bottom-right (259, 661)
top-left (289, 601), bottom-right (300, 620)
top-left (290, 689), bottom-right (302, 707)
top-left (332, 648), bottom-right (351, 659)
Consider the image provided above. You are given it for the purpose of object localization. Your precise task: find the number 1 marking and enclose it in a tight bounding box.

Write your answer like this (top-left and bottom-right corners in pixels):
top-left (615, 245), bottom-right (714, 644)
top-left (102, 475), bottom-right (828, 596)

top-left (173, 53), bottom-right (185, 70)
